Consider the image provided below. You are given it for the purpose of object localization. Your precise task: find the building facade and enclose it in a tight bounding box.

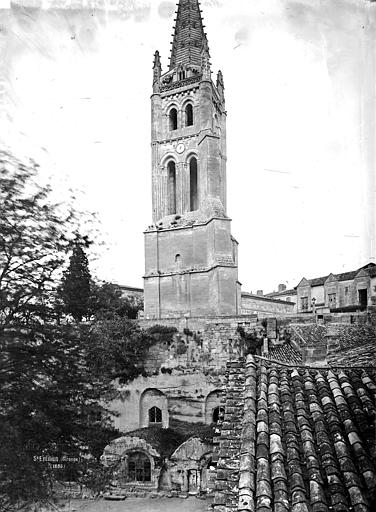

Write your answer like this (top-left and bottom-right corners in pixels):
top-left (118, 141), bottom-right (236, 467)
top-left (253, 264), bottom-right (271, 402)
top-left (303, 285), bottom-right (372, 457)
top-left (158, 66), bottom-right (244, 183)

top-left (296, 263), bottom-right (376, 314)
top-left (143, 0), bottom-right (240, 319)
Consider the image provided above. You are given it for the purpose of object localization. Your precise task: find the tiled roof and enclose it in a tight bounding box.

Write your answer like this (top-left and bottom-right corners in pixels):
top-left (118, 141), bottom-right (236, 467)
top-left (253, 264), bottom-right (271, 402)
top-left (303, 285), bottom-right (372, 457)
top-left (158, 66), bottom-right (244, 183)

top-left (241, 292), bottom-right (296, 305)
top-left (309, 275), bottom-right (329, 287)
top-left (267, 343), bottom-right (303, 365)
top-left (265, 289), bottom-right (297, 299)
top-left (291, 324), bottom-right (327, 346)
top-left (214, 356), bottom-right (376, 512)
top-left (327, 340), bottom-right (376, 368)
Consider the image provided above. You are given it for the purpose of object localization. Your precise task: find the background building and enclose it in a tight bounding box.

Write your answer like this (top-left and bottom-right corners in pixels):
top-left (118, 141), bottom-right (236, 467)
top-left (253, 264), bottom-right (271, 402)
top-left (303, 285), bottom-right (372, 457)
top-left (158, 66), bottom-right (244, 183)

top-left (296, 263), bottom-right (376, 315)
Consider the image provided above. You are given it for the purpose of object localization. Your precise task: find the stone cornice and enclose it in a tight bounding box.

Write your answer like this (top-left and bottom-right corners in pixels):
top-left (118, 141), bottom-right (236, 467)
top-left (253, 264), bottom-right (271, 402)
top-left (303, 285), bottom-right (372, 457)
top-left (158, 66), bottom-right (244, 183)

top-left (143, 262), bottom-right (237, 279)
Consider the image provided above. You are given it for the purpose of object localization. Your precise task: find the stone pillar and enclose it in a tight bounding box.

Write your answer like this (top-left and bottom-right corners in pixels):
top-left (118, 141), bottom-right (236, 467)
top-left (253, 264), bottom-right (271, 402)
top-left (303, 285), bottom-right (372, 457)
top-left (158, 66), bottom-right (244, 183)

top-left (182, 470), bottom-right (189, 492)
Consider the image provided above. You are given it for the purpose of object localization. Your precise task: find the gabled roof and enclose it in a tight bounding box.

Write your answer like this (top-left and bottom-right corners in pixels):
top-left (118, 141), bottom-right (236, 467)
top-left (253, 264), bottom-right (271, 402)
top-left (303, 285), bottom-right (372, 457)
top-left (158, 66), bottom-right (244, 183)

top-left (169, 0), bottom-right (210, 70)
top-left (296, 263), bottom-right (376, 289)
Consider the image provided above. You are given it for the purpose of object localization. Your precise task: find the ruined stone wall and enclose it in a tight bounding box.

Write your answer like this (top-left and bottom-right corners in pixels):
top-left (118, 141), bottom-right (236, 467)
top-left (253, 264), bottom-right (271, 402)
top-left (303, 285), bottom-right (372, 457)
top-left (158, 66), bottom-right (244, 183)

top-left (111, 315), bottom-right (258, 433)
top-left (111, 369), bottom-right (226, 433)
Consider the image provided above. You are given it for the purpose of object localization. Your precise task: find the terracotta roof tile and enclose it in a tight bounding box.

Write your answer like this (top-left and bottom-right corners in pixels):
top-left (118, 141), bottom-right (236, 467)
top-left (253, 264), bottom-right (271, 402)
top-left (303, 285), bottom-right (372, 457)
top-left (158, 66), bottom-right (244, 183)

top-left (267, 343), bottom-right (303, 365)
top-left (214, 357), bottom-right (376, 512)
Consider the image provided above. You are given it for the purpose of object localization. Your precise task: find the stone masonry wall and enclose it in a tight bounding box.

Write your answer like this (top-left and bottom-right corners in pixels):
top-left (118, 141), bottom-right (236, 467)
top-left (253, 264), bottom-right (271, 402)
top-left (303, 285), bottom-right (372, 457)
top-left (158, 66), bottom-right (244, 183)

top-left (111, 316), bottom-right (257, 434)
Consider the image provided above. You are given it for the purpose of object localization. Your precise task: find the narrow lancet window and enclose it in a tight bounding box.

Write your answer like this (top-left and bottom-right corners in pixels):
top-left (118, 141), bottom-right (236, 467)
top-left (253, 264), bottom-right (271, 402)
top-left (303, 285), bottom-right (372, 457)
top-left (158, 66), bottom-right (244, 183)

top-left (169, 108), bottom-right (178, 130)
top-left (168, 161), bottom-right (177, 215)
top-left (185, 103), bottom-right (194, 126)
top-left (189, 157), bottom-right (198, 211)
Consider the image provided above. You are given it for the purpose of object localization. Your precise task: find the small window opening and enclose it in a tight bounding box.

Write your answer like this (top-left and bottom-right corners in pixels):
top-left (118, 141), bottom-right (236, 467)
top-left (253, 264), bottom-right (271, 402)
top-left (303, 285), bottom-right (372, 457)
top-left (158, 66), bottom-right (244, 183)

top-left (169, 108), bottom-right (178, 130)
top-left (149, 406), bottom-right (162, 424)
top-left (189, 157), bottom-right (198, 211)
top-left (212, 406), bottom-right (225, 424)
top-left (178, 70), bottom-right (186, 80)
top-left (175, 254), bottom-right (181, 263)
top-left (167, 161), bottom-right (176, 215)
top-left (185, 104), bottom-right (194, 126)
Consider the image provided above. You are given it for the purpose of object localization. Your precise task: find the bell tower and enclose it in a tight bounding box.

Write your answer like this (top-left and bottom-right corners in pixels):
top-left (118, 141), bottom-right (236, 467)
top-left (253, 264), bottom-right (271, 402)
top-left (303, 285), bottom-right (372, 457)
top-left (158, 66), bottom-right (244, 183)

top-left (144, 0), bottom-right (240, 319)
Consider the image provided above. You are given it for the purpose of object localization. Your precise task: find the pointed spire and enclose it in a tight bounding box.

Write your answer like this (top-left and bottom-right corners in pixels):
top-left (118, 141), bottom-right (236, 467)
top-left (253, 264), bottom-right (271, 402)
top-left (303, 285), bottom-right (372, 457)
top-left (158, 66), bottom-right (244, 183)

top-left (169, 0), bottom-right (210, 71)
top-left (153, 50), bottom-right (162, 93)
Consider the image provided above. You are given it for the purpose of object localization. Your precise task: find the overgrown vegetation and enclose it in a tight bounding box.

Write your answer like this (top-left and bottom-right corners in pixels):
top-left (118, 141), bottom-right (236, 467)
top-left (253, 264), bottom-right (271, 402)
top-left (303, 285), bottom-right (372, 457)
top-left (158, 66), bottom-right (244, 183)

top-left (147, 325), bottom-right (177, 345)
top-left (237, 326), bottom-right (263, 355)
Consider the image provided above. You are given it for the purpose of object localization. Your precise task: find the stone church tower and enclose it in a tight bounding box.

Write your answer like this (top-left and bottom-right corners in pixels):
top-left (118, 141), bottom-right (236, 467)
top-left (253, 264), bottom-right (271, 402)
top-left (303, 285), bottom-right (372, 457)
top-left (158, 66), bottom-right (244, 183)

top-left (144, 0), bottom-right (240, 319)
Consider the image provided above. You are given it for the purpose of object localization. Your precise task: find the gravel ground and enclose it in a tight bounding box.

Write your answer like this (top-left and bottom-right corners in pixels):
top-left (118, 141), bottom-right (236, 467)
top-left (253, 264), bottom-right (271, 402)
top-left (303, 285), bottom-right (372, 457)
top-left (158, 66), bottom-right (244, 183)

top-left (59, 497), bottom-right (211, 512)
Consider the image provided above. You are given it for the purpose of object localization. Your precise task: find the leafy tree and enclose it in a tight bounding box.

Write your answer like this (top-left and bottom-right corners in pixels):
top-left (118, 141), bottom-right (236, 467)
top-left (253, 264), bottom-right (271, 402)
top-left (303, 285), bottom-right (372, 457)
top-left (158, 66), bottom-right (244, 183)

top-left (59, 239), bottom-right (92, 322)
top-left (0, 152), bottom-right (155, 506)
top-left (237, 326), bottom-right (263, 355)
top-left (0, 152), bottom-right (76, 330)
top-left (87, 316), bottom-right (154, 384)
top-left (89, 282), bottom-right (143, 320)
top-left (0, 323), bottom-right (117, 507)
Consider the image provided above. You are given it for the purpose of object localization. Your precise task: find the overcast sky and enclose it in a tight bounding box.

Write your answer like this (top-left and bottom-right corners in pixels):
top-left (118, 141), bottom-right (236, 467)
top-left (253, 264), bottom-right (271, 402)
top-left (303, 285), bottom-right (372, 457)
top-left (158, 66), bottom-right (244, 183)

top-left (1, 0), bottom-right (375, 293)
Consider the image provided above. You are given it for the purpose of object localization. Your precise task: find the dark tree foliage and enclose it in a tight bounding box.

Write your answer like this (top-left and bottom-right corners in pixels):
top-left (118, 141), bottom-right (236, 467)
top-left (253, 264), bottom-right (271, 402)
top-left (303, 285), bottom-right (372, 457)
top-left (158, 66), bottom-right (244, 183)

top-left (89, 282), bottom-right (143, 320)
top-left (59, 240), bottom-right (92, 322)
top-left (237, 326), bottom-right (263, 355)
top-left (87, 317), bottom-right (154, 384)
top-left (0, 324), bottom-right (117, 507)
top-left (0, 152), bottom-right (74, 330)
top-left (0, 152), bottom-right (153, 506)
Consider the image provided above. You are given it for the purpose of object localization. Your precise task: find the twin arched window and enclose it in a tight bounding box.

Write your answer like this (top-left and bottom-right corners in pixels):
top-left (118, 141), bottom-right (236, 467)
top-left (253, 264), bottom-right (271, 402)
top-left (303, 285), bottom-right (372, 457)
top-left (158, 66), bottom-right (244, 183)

top-left (168, 103), bottom-right (194, 131)
top-left (149, 406), bottom-right (162, 424)
top-left (167, 157), bottom-right (198, 214)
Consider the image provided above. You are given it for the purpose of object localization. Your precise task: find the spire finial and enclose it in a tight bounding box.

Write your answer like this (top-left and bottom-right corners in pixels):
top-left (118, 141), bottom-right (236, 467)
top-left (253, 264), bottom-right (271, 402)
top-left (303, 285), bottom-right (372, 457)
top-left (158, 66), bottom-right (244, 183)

top-left (153, 50), bottom-right (162, 92)
top-left (217, 70), bottom-right (225, 100)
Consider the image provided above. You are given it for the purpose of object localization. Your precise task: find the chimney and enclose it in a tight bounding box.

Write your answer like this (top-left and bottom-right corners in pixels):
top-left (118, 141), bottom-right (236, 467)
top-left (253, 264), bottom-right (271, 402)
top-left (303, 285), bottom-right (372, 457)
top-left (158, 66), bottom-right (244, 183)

top-left (257, 290), bottom-right (264, 296)
top-left (278, 283), bottom-right (287, 292)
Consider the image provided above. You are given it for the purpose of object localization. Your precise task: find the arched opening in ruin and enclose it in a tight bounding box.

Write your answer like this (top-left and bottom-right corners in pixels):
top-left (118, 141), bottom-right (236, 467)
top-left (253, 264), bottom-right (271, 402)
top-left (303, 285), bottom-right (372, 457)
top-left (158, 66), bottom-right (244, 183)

top-left (212, 406), bottom-right (225, 424)
top-left (127, 451), bottom-right (151, 482)
top-left (204, 390), bottom-right (224, 425)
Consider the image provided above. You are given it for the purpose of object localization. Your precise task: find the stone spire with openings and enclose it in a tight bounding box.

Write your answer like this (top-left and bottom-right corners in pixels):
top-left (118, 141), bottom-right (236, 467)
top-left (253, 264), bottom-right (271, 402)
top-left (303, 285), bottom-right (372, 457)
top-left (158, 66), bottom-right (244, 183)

top-left (169, 0), bottom-right (210, 72)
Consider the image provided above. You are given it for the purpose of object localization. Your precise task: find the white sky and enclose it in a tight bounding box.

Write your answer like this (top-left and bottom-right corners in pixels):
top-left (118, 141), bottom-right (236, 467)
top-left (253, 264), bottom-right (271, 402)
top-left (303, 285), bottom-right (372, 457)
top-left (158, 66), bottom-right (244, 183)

top-left (1, 0), bottom-right (375, 293)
